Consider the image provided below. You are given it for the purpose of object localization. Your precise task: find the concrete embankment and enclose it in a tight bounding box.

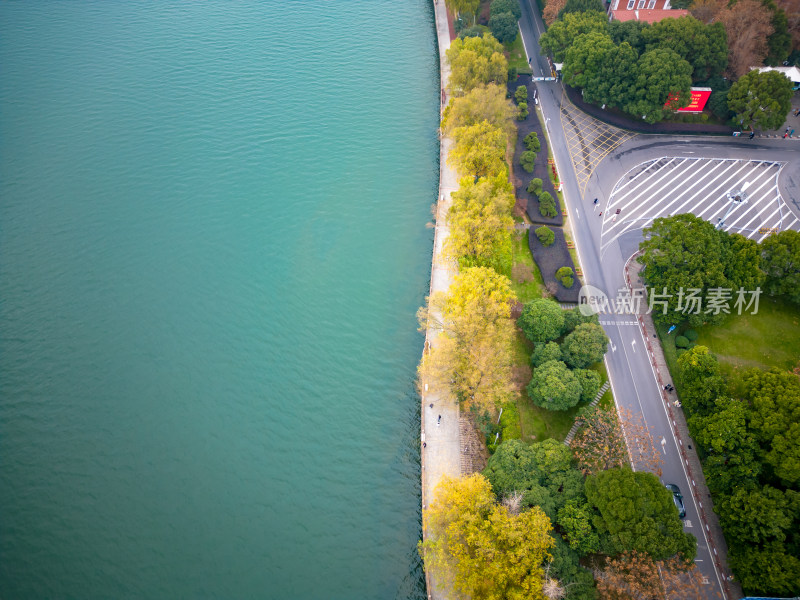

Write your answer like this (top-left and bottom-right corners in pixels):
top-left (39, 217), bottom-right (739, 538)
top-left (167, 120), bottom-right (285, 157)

top-left (419, 2), bottom-right (461, 599)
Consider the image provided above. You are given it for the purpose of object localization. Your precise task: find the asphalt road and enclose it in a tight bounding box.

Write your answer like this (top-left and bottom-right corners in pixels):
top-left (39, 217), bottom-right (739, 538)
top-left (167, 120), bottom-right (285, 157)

top-left (517, 2), bottom-right (800, 598)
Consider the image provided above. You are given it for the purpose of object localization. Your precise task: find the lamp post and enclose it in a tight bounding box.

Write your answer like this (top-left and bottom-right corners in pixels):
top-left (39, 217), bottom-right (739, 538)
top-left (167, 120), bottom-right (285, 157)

top-left (716, 182), bottom-right (750, 230)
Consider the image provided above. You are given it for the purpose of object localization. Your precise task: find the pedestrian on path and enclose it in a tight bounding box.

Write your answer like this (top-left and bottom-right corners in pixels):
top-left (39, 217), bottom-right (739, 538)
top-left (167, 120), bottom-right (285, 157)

top-left (593, 198), bottom-right (599, 204)
top-left (599, 212), bottom-right (603, 217)
top-left (791, 129), bottom-right (795, 137)
top-left (749, 131), bottom-right (755, 139)
top-left (795, 108), bottom-right (800, 116)
top-left (437, 415), bottom-right (441, 426)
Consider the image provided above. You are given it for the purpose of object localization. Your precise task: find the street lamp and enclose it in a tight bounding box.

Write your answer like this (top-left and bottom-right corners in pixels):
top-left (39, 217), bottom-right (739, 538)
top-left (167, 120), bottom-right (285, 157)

top-left (716, 182), bottom-right (750, 229)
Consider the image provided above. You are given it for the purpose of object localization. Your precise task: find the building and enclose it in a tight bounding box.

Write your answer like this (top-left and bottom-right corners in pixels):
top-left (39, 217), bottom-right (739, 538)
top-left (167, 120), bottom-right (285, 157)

top-left (608, 0), bottom-right (689, 24)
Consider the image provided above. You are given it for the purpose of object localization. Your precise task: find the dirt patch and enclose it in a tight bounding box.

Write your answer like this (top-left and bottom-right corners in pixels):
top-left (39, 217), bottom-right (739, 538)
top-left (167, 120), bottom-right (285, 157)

top-left (511, 364), bottom-right (532, 391)
top-left (512, 262), bottom-right (534, 283)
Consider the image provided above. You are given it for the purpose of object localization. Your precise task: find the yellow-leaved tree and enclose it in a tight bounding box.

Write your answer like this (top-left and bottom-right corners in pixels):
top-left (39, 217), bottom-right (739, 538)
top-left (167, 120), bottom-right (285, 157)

top-left (421, 473), bottom-right (554, 600)
top-left (449, 120), bottom-right (508, 180)
top-left (446, 34), bottom-right (508, 96)
top-left (446, 174), bottom-right (515, 274)
top-left (418, 266), bottom-right (516, 413)
top-left (441, 83), bottom-right (517, 139)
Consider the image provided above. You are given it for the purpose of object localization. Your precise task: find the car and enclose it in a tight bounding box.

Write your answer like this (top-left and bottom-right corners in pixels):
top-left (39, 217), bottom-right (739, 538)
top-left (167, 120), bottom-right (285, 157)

top-left (665, 483), bottom-right (686, 518)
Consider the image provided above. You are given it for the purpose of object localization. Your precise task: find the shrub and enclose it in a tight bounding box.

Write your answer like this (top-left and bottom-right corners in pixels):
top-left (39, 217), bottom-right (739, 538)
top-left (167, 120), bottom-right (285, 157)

top-left (508, 66), bottom-right (518, 82)
top-left (458, 25), bottom-right (484, 38)
top-left (684, 329), bottom-right (698, 342)
top-left (517, 101), bottom-right (529, 120)
top-left (523, 132), bottom-right (540, 153)
top-left (538, 192), bottom-right (557, 218)
top-left (675, 335), bottom-right (690, 348)
top-left (515, 85), bottom-right (528, 104)
top-left (576, 369), bottom-right (601, 402)
top-left (527, 177), bottom-right (543, 195)
top-left (535, 225), bottom-right (555, 246)
top-left (520, 150), bottom-right (536, 172)
top-left (676, 348), bottom-right (687, 358)
top-left (531, 341), bottom-right (562, 366)
top-left (556, 266), bottom-right (574, 288)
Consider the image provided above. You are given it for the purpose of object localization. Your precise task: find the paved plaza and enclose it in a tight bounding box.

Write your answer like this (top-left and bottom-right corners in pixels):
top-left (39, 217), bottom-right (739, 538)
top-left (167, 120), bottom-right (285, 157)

top-left (600, 156), bottom-right (797, 254)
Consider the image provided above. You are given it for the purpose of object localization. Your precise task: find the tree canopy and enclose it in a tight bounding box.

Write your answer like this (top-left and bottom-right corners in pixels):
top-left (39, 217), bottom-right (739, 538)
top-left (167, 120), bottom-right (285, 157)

top-left (421, 473), bottom-right (555, 600)
top-left (489, 11), bottom-right (519, 44)
top-left (560, 322), bottom-right (608, 368)
top-left (446, 34), bottom-right (508, 95)
top-left (676, 345), bottom-right (728, 415)
top-left (585, 467), bottom-right (697, 560)
top-left (527, 360), bottom-right (583, 411)
top-left (491, 0), bottom-right (522, 20)
top-left (624, 48), bottom-right (693, 123)
top-left (442, 83), bottom-right (516, 137)
top-left (760, 230), bottom-right (800, 304)
top-left (538, 10), bottom-right (609, 62)
top-left (641, 16), bottom-right (728, 81)
top-left (449, 120), bottom-right (508, 179)
top-left (727, 68), bottom-right (794, 130)
top-left (518, 298), bottom-right (565, 344)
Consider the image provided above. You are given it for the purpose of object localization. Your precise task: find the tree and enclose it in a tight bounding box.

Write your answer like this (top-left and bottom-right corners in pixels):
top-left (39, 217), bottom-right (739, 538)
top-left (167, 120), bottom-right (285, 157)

top-left (538, 10), bottom-right (609, 63)
top-left (581, 41), bottom-right (640, 110)
top-left (570, 404), bottom-right (628, 475)
top-left (689, 0), bottom-right (727, 24)
top-left (524, 131), bottom-right (541, 152)
top-left (608, 19), bottom-right (650, 53)
top-left (558, 0), bottom-right (605, 19)
top-left (421, 473), bottom-right (555, 600)
top-left (765, 2), bottom-right (792, 65)
top-left (445, 0), bottom-right (481, 21)
top-left (642, 16), bottom-right (728, 81)
top-left (575, 369), bottom-right (601, 402)
top-left (528, 360), bottom-right (583, 411)
top-left (560, 323), bottom-right (608, 368)
top-left (539, 192), bottom-right (557, 218)
top-left (449, 120), bottom-right (508, 179)
top-left (638, 214), bottom-right (732, 327)
top-left (561, 308), bottom-right (599, 336)
top-left (676, 345), bottom-right (727, 415)
top-left (515, 84), bottom-right (528, 103)
top-left (585, 467), bottom-right (697, 560)
top-left (596, 551), bottom-right (715, 599)
top-left (518, 298), bottom-right (565, 343)
top-left (728, 69), bottom-right (794, 130)
top-left (527, 177), bottom-right (543, 194)
top-left (418, 267), bottom-right (517, 412)
top-left (723, 232), bottom-right (765, 292)
top-left (717, 485), bottom-right (796, 545)
top-left (446, 175), bottom-right (515, 273)
top-left (728, 542), bottom-right (800, 597)
top-left (543, 0), bottom-right (568, 25)
top-left (446, 33), bottom-right (508, 94)
top-left (718, 0), bottom-right (775, 78)
top-left (563, 31), bottom-right (617, 91)
top-left (442, 83), bottom-right (516, 137)
top-left (623, 48), bottom-right (692, 123)
top-left (491, 0), bottom-right (522, 20)
top-left (520, 150), bottom-right (537, 172)
top-left (489, 11), bottom-right (519, 44)
top-left (556, 266), bottom-right (574, 288)
top-left (776, 0), bottom-right (800, 53)
top-left (557, 501), bottom-right (601, 555)
top-left (531, 341), bottom-right (562, 366)
top-left (517, 101), bottom-right (529, 120)
top-left (536, 225), bottom-right (556, 247)
top-left (760, 230), bottom-right (800, 303)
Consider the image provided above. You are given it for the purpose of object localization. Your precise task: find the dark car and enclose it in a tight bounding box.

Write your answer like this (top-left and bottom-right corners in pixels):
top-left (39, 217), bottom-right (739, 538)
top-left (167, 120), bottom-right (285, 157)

top-left (665, 483), bottom-right (686, 518)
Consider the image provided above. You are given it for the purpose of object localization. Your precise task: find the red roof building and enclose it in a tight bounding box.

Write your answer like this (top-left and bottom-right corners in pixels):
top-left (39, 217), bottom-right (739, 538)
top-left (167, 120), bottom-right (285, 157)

top-left (608, 0), bottom-right (689, 23)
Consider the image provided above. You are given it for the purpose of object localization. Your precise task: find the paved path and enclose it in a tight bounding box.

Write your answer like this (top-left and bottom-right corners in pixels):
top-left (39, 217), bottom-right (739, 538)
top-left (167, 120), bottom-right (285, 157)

top-left (420, 3), bottom-right (461, 599)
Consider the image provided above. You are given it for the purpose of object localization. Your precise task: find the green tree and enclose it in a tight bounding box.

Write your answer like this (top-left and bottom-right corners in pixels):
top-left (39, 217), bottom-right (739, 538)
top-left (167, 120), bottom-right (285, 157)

top-left (765, 3), bottom-right (792, 65)
top-left (449, 120), bottom-right (508, 179)
top-left (442, 83), bottom-right (516, 137)
top-left (717, 485), bottom-right (797, 545)
top-left (642, 16), bottom-right (728, 81)
top-left (531, 341), bottom-right (561, 367)
top-left (556, 266), bottom-right (574, 288)
top-left (421, 473), bottom-right (555, 600)
top-left (515, 84), bottom-right (528, 104)
top-left (585, 467), bottom-right (697, 560)
top-left (535, 225), bottom-right (556, 247)
top-left (608, 19), bottom-right (650, 53)
top-left (561, 323), bottom-right (608, 368)
top-left (563, 31), bottom-right (617, 91)
top-left (489, 11), bottom-right (519, 44)
top-left (575, 368), bottom-right (601, 402)
top-left (561, 308), bottom-right (599, 336)
top-left (724, 232), bottom-right (765, 292)
top-left (491, 0), bottom-right (522, 20)
top-left (527, 177), bottom-right (543, 195)
top-left (446, 175), bottom-right (515, 273)
top-left (557, 501), bottom-right (601, 555)
top-left (523, 131), bottom-right (541, 152)
top-left (760, 230), bottom-right (800, 304)
top-left (538, 10), bottom-right (609, 62)
top-left (624, 48), bottom-right (692, 123)
top-left (558, 0), bottom-right (605, 19)
top-left (520, 150), bottom-right (537, 172)
top-left (728, 542), bottom-right (800, 597)
top-left (517, 101), bottom-right (529, 120)
top-left (582, 41), bottom-right (640, 109)
top-left (527, 360), bottom-right (583, 410)
top-left (445, 0), bottom-right (481, 21)
top-left (518, 298), bottom-right (564, 343)
top-left (538, 192), bottom-right (557, 218)
top-left (638, 214), bottom-right (732, 327)
top-left (727, 69), bottom-right (794, 131)
top-left (676, 346), bottom-right (727, 415)
top-left (446, 34), bottom-right (508, 95)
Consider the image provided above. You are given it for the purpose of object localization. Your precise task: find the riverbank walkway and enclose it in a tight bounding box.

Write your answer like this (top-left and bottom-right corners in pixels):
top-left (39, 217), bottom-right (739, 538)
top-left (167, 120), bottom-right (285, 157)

top-left (420, 2), bottom-right (461, 599)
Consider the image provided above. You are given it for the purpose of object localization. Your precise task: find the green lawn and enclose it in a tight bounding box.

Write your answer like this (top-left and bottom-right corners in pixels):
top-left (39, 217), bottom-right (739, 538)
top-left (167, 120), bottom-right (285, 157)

top-left (505, 33), bottom-right (532, 75)
top-left (658, 295), bottom-right (800, 378)
top-left (510, 230), bottom-right (546, 303)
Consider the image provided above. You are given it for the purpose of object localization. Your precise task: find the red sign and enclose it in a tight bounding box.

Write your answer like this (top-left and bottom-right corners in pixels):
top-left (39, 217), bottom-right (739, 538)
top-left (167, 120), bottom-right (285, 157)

top-left (665, 87), bottom-right (712, 112)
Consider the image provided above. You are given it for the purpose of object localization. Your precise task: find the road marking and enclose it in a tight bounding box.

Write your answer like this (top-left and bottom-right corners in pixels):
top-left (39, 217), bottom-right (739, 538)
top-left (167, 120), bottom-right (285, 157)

top-left (630, 339), bottom-right (636, 352)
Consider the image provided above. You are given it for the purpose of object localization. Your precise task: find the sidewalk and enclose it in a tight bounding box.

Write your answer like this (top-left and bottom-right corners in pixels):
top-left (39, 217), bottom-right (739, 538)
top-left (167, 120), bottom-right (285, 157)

top-left (419, 2), bottom-right (462, 599)
top-left (624, 256), bottom-right (744, 600)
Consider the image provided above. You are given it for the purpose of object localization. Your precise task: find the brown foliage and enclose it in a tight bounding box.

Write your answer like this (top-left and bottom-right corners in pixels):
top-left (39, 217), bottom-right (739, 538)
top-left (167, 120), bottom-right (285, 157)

top-left (776, 0), bottom-right (800, 51)
top-left (717, 0), bottom-right (775, 78)
top-left (595, 551), bottom-right (718, 600)
top-left (689, 0), bottom-right (726, 24)
top-left (543, 0), bottom-right (568, 25)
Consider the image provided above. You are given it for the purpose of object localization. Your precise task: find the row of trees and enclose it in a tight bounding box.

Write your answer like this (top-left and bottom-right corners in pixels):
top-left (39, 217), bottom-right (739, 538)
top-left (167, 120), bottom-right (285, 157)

top-left (638, 214), bottom-right (800, 327)
top-left (676, 347), bottom-right (800, 595)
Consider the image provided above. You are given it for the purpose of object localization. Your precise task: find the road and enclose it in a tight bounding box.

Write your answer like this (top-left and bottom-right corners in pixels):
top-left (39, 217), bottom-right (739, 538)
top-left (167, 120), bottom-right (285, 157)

top-left (516, 2), bottom-right (800, 599)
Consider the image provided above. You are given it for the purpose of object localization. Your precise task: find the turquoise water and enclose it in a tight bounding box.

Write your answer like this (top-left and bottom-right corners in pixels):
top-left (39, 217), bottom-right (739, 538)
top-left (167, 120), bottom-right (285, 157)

top-left (0, 2), bottom-right (438, 598)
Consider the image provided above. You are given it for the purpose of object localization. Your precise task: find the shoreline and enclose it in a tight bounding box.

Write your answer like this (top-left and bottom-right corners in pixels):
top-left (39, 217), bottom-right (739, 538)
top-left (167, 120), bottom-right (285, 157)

top-left (419, 2), bottom-right (460, 599)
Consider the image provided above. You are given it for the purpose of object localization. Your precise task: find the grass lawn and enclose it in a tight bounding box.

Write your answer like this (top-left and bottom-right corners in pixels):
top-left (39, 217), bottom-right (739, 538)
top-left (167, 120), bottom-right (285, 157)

top-left (510, 230), bottom-right (546, 303)
top-left (505, 33), bottom-right (532, 75)
top-left (657, 295), bottom-right (800, 379)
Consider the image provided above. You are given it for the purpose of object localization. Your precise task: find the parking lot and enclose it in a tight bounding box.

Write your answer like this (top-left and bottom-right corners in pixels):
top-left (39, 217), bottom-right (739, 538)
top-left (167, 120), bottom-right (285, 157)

top-left (600, 157), bottom-right (798, 253)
